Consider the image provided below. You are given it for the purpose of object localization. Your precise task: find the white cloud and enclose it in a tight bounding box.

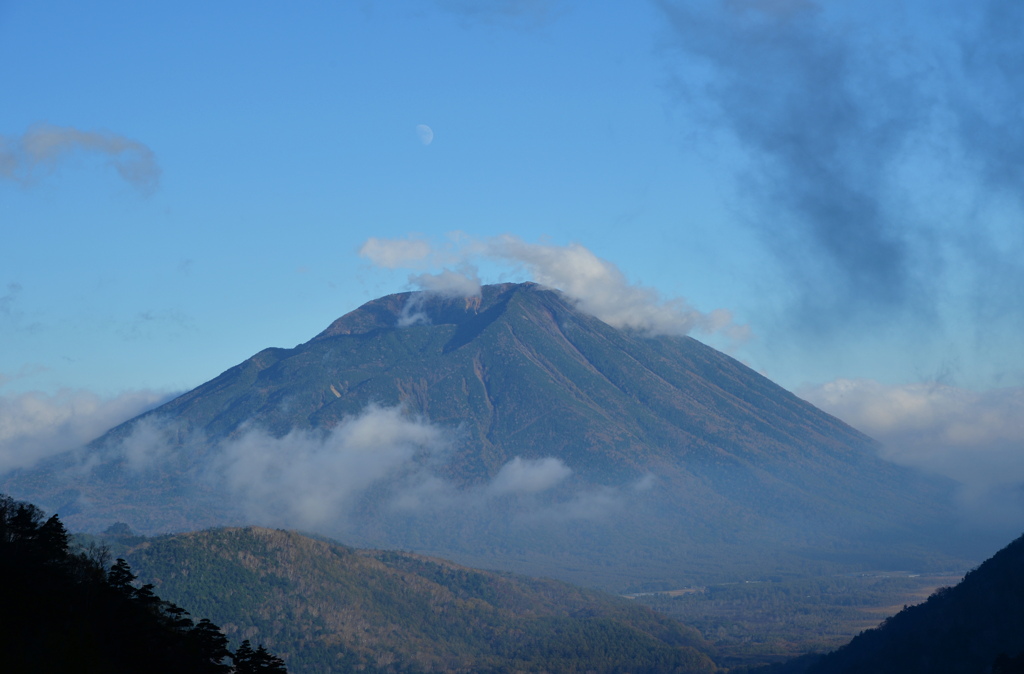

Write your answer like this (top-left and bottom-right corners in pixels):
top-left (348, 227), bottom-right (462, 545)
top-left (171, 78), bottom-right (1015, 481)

top-left (409, 268), bottom-right (482, 299)
top-left (487, 456), bottom-right (572, 495)
top-left (396, 268), bottom-right (484, 327)
top-left (359, 234), bottom-right (750, 340)
top-left (0, 389), bottom-right (171, 474)
top-left (0, 392), bottom-right (648, 535)
top-left (485, 235), bottom-right (749, 339)
top-left (396, 295), bottom-right (431, 328)
top-left (0, 124), bottom-right (160, 193)
top-left (803, 379), bottom-right (1024, 457)
top-left (632, 472), bottom-right (657, 491)
top-left (388, 453), bottom-right (630, 524)
top-left (358, 237), bottom-right (434, 269)
top-left (112, 417), bottom-right (176, 473)
top-left (549, 485), bottom-right (624, 521)
top-left (801, 378), bottom-right (1024, 524)
top-left (213, 405), bottom-right (450, 527)
top-left (213, 406), bottom-right (596, 526)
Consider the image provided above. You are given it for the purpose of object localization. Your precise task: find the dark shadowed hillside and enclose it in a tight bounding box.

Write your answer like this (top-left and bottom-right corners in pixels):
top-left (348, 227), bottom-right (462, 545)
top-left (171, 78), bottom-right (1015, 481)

top-left (4, 283), bottom-right (971, 587)
top-left (0, 494), bottom-right (286, 674)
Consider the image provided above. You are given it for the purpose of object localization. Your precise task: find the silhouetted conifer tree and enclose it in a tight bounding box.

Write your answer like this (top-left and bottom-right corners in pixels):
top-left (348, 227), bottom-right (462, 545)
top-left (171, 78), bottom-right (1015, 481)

top-left (108, 557), bottom-right (137, 595)
top-left (0, 494), bottom-right (288, 674)
top-left (233, 639), bottom-right (288, 673)
top-left (187, 618), bottom-right (233, 673)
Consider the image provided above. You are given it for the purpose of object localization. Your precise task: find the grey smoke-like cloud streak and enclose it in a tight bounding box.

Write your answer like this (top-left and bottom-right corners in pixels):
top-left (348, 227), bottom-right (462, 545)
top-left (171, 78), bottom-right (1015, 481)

top-left (0, 124), bottom-right (161, 193)
top-left (948, 0), bottom-right (1024, 363)
top-left (657, 0), bottom-right (925, 321)
top-left (655, 0), bottom-right (1024, 360)
top-left (954, 0), bottom-right (1024, 199)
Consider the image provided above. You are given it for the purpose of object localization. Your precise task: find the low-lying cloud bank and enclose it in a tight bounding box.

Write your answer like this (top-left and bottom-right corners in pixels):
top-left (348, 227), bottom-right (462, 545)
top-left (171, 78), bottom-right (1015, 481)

top-left (803, 379), bottom-right (1024, 524)
top-left (0, 387), bottom-right (649, 535)
top-left (212, 404), bottom-right (621, 529)
top-left (214, 405), bottom-right (451, 527)
top-left (359, 234), bottom-right (750, 341)
top-left (69, 402), bottom-right (631, 532)
top-left (0, 389), bottom-right (172, 474)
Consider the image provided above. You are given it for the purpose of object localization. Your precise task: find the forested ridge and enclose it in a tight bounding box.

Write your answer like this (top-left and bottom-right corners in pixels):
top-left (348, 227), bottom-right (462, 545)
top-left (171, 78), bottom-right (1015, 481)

top-left (123, 526), bottom-right (721, 673)
top-left (0, 494), bottom-right (286, 674)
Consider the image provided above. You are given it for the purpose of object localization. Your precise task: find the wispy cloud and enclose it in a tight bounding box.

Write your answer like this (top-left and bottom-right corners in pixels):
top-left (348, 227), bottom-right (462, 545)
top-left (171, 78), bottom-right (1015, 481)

top-left (0, 389), bottom-right (173, 474)
top-left (0, 283), bottom-right (22, 317)
top-left (105, 416), bottom-right (180, 473)
top-left (0, 124), bottom-right (160, 194)
top-left (4, 394), bottom-right (651, 535)
top-left (487, 456), bottom-right (572, 495)
top-left (485, 235), bottom-right (750, 340)
top-left (116, 309), bottom-right (196, 341)
top-left (360, 234), bottom-right (750, 340)
top-left (201, 403), bottom-right (632, 530)
top-left (213, 405), bottom-right (451, 528)
top-left (360, 236), bottom-right (436, 269)
top-left (409, 268), bottom-right (483, 299)
top-left (0, 282), bottom-right (46, 336)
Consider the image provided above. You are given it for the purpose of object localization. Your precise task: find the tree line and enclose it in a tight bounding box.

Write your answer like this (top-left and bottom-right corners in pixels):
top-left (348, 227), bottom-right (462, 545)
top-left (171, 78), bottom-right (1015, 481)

top-left (0, 494), bottom-right (286, 674)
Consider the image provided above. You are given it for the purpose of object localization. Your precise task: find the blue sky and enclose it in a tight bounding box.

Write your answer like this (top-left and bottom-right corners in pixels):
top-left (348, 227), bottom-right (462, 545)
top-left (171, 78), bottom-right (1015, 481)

top-left (2, 1), bottom-right (1023, 502)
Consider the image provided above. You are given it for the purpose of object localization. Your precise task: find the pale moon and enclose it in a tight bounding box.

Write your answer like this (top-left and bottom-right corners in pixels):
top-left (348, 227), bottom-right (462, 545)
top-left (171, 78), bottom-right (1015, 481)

top-left (416, 124), bottom-right (434, 146)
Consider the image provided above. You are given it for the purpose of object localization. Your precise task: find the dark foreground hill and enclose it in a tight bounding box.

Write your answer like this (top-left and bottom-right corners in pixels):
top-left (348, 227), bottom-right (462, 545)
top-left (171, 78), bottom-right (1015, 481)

top-left (761, 530), bottom-right (1024, 674)
top-left (4, 283), bottom-right (975, 586)
top-left (123, 526), bottom-right (719, 674)
top-left (0, 494), bottom-right (286, 674)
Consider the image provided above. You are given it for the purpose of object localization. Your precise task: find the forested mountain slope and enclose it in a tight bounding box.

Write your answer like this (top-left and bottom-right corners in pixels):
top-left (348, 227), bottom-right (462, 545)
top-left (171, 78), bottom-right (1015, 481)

top-left (125, 526), bottom-right (719, 674)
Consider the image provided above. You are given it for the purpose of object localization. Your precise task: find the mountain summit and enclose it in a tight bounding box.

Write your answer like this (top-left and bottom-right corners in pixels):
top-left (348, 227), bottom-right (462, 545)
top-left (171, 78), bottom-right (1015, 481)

top-left (7, 283), bottom-right (964, 587)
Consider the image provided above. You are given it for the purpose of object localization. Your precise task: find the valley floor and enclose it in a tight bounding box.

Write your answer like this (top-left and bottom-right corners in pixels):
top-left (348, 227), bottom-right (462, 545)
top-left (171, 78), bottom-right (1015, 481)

top-left (632, 572), bottom-right (963, 669)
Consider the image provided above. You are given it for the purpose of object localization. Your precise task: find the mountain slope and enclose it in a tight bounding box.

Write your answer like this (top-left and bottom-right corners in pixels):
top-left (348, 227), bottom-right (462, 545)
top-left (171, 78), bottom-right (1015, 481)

top-left (126, 282), bottom-right (878, 476)
top-left (124, 526), bottom-right (719, 674)
top-left (5, 283), bottom-right (966, 586)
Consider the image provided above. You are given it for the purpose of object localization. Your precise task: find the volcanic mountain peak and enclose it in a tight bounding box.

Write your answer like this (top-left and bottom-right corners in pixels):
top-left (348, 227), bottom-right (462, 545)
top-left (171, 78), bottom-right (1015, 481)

top-left (2, 281), bottom-right (970, 587)
top-left (313, 282), bottom-right (536, 339)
